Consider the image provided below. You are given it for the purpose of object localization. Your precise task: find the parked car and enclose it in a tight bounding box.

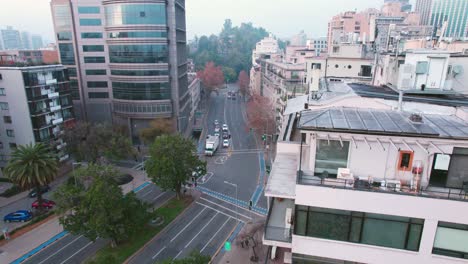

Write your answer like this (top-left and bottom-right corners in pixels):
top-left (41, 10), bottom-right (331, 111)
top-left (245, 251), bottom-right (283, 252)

top-left (4, 210), bottom-right (32, 223)
top-left (31, 199), bottom-right (56, 209)
top-left (222, 124), bottom-right (228, 132)
top-left (28, 185), bottom-right (50, 198)
top-left (223, 139), bottom-right (230, 148)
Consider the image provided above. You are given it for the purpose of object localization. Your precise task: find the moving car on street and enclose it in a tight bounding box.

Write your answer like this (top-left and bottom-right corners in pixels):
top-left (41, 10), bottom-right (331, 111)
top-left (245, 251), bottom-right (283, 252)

top-left (223, 139), bottom-right (230, 148)
top-left (214, 119), bottom-right (219, 126)
top-left (31, 199), bottom-right (56, 209)
top-left (205, 135), bottom-right (220, 156)
top-left (222, 124), bottom-right (228, 132)
top-left (4, 210), bottom-right (32, 223)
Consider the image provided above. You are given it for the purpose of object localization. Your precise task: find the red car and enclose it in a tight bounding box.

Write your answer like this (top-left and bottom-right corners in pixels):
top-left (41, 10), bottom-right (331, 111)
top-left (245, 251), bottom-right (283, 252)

top-left (31, 199), bottom-right (56, 209)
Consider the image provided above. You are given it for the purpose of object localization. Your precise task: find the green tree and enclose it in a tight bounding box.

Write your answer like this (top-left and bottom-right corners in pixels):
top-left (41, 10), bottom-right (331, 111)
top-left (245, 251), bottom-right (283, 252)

top-left (146, 135), bottom-right (206, 199)
top-left (160, 251), bottom-right (210, 264)
top-left (4, 143), bottom-right (58, 212)
top-left (55, 165), bottom-right (148, 247)
top-left (222, 67), bottom-right (237, 83)
top-left (64, 121), bottom-right (134, 163)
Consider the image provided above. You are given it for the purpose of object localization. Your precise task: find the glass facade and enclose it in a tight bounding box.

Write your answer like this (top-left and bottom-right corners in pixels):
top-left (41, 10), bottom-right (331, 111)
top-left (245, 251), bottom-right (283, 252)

top-left (81, 32), bottom-right (103, 39)
top-left (430, 0), bottom-right (468, 38)
top-left (110, 69), bottom-right (168, 76)
top-left (84, 56), bottom-right (105, 63)
top-left (57, 31), bottom-right (72, 41)
top-left (112, 82), bottom-right (170, 100)
top-left (67, 68), bottom-right (77, 77)
top-left (53, 5), bottom-right (72, 29)
top-left (70, 79), bottom-right (79, 100)
top-left (89, 92), bottom-right (109, 99)
top-left (315, 140), bottom-right (350, 178)
top-left (108, 44), bottom-right (168, 64)
top-left (82, 45), bottom-right (104, 52)
top-left (433, 222), bottom-right (468, 259)
top-left (108, 31), bottom-right (167, 38)
top-left (79, 18), bottom-right (102, 26)
top-left (85, 69), bottom-right (106, 75)
top-left (105, 4), bottom-right (166, 26)
top-left (78, 6), bottom-right (100, 14)
top-left (294, 206), bottom-right (424, 251)
top-left (58, 43), bottom-right (75, 65)
top-left (87, 81), bottom-right (108, 88)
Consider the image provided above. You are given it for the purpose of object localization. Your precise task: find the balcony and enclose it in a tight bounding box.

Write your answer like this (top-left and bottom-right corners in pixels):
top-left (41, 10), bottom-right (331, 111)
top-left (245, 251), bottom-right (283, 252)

top-left (47, 92), bottom-right (59, 99)
top-left (50, 105), bottom-right (61, 112)
top-left (52, 118), bottom-right (63, 125)
top-left (264, 198), bottom-right (294, 246)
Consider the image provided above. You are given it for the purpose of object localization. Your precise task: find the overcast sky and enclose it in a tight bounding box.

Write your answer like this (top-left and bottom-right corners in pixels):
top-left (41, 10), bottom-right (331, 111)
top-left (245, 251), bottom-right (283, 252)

top-left (0, 0), bottom-right (413, 43)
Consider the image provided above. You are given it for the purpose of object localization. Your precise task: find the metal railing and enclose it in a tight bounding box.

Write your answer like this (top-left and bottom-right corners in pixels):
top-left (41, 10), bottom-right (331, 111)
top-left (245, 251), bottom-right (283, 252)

top-left (297, 171), bottom-right (468, 202)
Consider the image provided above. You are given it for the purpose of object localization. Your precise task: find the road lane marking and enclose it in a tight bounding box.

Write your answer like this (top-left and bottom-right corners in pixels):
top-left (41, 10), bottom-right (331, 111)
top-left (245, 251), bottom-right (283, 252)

top-left (59, 240), bottom-right (93, 264)
top-left (174, 250), bottom-right (184, 260)
top-left (152, 191), bottom-right (166, 201)
top-left (151, 246), bottom-right (166, 259)
top-left (10, 231), bottom-right (70, 264)
top-left (37, 235), bottom-right (83, 264)
top-left (200, 218), bottom-right (231, 253)
top-left (199, 197), bottom-right (252, 220)
top-left (140, 188), bottom-right (154, 197)
top-left (184, 212), bottom-right (219, 248)
top-left (197, 188), bottom-right (266, 216)
top-left (195, 202), bottom-right (237, 220)
top-left (170, 207), bottom-right (206, 242)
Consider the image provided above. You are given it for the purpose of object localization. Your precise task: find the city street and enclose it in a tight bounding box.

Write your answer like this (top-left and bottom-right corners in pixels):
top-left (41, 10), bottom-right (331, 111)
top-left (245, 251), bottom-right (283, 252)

top-left (20, 182), bottom-right (173, 264)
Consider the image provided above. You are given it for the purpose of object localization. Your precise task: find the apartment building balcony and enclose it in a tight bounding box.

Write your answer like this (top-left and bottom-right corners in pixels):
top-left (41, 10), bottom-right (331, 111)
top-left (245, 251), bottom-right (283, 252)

top-left (264, 198), bottom-right (294, 246)
top-left (47, 92), bottom-right (59, 99)
top-left (50, 105), bottom-right (61, 112)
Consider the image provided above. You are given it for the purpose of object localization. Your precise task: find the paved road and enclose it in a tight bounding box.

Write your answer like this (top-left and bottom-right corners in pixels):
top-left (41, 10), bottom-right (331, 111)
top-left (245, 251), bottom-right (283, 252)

top-left (129, 84), bottom-right (268, 263)
top-left (128, 193), bottom-right (264, 263)
top-left (21, 183), bottom-right (173, 264)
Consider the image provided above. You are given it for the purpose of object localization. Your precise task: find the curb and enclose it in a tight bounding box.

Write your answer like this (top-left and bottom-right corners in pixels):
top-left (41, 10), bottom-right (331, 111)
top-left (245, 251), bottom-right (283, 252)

top-left (123, 197), bottom-right (195, 264)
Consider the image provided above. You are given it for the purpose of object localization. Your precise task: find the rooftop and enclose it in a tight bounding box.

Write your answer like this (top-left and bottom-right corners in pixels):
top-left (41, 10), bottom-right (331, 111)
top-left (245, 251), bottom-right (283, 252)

top-left (298, 107), bottom-right (468, 140)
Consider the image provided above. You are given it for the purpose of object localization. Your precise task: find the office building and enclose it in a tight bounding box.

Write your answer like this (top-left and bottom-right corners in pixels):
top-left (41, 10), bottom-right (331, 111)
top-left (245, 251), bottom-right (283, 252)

top-left (31, 35), bottom-right (44, 50)
top-left (384, 0), bottom-right (412, 12)
top-left (416, 0), bottom-right (433, 25)
top-left (430, 0), bottom-right (468, 38)
top-left (0, 63), bottom-right (74, 168)
top-left (1, 26), bottom-right (22, 50)
top-left (290, 31), bottom-right (307, 46)
top-left (51, 0), bottom-right (189, 142)
top-left (21, 32), bottom-right (32, 50)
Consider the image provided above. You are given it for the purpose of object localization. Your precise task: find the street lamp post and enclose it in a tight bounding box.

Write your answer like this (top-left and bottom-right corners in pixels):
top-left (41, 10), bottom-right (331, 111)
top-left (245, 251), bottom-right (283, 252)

top-left (224, 181), bottom-right (238, 223)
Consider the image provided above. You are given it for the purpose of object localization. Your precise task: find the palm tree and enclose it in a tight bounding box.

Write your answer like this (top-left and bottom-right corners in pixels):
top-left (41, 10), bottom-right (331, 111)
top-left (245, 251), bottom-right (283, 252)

top-left (4, 143), bottom-right (58, 212)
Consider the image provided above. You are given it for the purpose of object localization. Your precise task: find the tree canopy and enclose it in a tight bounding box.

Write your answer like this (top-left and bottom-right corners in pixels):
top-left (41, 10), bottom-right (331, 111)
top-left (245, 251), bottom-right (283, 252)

top-left (190, 20), bottom-right (268, 79)
top-left (54, 164), bottom-right (148, 247)
top-left (145, 135), bottom-right (206, 199)
top-left (63, 121), bottom-right (134, 163)
top-left (238, 70), bottom-right (250, 96)
top-left (246, 93), bottom-right (276, 135)
top-left (160, 251), bottom-right (210, 264)
top-left (139, 118), bottom-right (174, 145)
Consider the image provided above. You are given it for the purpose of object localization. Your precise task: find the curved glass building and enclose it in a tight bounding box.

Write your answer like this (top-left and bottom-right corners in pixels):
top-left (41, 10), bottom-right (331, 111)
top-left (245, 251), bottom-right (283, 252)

top-left (51, 0), bottom-right (189, 142)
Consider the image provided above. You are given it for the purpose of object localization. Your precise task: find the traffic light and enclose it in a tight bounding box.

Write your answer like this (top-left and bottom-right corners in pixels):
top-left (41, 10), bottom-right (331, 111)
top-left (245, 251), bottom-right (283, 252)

top-left (262, 134), bottom-right (267, 141)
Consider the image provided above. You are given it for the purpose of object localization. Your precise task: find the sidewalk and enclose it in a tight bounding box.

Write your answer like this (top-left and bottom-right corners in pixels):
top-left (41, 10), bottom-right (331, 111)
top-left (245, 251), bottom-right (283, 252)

top-left (0, 166), bottom-right (149, 264)
top-left (215, 223), bottom-right (269, 264)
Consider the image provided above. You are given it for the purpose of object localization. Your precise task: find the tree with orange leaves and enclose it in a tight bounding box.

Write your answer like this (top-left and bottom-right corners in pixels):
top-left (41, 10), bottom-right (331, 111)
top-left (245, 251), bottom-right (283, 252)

top-left (196, 61), bottom-right (225, 96)
top-left (237, 70), bottom-right (250, 97)
top-left (246, 93), bottom-right (276, 135)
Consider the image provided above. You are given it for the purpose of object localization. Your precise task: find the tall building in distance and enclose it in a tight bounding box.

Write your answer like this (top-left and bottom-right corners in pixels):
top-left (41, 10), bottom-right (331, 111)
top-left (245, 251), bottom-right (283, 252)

top-left (290, 30), bottom-right (307, 46)
top-left (384, 0), bottom-right (412, 11)
top-left (1, 26), bottom-right (22, 50)
top-left (416, 0), bottom-right (433, 25)
top-left (21, 31), bottom-right (32, 50)
top-left (31, 35), bottom-right (44, 50)
top-left (50, 0), bottom-right (189, 142)
top-left (430, 0), bottom-right (468, 38)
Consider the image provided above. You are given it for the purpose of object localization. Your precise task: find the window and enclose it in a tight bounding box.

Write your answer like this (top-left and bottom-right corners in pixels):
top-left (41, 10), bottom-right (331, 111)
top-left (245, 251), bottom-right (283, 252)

top-left (67, 68), bottom-right (77, 77)
top-left (82, 45), bottom-right (104, 52)
top-left (108, 31), bottom-right (167, 38)
top-left (311, 63), bottom-right (321, 70)
top-left (314, 140), bottom-right (350, 178)
top-left (0, 88), bottom-right (5, 96)
top-left (0, 102), bottom-right (9, 110)
top-left (347, 65), bottom-right (352, 69)
top-left (6, 129), bottom-right (14, 137)
top-left (87, 81), bottom-right (108, 88)
top-left (3, 116), bottom-right (12, 124)
top-left (398, 151), bottom-right (414, 171)
top-left (78, 6), bottom-right (100, 14)
top-left (58, 43), bottom-right (75, 65)
top-left (359, 65), bottom-right (372, 77)
top-left (333, 46), bottom-right (340, 53)
top-left (105, 4), bottom-right (166, 26)
top-left (57, 31), bottom-right (72, 41)
top-left (335, 64), bottom-right (339, 68)
top-left (81, 32), bottom-right (102, 39)
top-left (112, 82), bottom-right (170, 100)
top-left (85, 69), bottom-right (106, 75)
top-left (84, 56), bottom-right (105, 63)
top-left (79, 18), bottom-right (102, 26)
top-left (108, 44), bottom-right (168, 64)
top-left (433, 222), bottom-right (468, 259)
top-left (9, 143), bottom-right (17, 149)
top-left (89, 92), bottom-right (109, 99)
top-left (110, 69), bottom-right (168, 76)
top-left (294, 206), bottom-right (424, 251)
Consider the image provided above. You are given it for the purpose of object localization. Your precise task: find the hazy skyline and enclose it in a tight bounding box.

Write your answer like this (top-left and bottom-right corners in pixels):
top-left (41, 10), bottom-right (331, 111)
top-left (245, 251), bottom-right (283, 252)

top-left (0, 0), bottom-right (413, 43)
